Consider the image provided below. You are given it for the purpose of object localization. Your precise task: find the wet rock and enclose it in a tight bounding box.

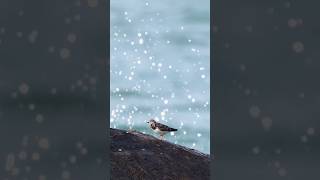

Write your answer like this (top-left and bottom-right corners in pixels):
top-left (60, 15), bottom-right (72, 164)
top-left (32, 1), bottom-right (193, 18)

top-left (110, 128), bottom-right (210, 180)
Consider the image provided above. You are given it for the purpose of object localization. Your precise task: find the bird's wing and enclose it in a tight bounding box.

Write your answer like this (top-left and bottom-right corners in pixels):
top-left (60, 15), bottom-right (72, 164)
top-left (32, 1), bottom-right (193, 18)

top-left (155, 122), bottom-right (177, 131)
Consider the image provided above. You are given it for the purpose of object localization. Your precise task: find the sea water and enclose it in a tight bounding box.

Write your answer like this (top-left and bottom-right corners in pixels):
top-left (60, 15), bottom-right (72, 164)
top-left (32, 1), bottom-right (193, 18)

top-left (110, 0), bottom-right (210, 154)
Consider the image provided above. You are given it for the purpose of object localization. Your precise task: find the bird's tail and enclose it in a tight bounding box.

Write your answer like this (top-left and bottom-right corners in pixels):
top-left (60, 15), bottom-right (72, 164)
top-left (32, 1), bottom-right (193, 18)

top-left (170, 128), bottom-right (177, 131)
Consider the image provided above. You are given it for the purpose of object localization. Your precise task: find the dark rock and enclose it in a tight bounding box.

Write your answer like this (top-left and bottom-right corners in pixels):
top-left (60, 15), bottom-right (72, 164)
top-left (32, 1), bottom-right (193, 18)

top-left (110, 128), bottom-right (210, 180)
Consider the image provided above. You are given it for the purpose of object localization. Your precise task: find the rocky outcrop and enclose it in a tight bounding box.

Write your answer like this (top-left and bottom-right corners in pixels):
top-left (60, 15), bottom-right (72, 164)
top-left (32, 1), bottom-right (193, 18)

top-left (110, 128), bottom-right (210, 180)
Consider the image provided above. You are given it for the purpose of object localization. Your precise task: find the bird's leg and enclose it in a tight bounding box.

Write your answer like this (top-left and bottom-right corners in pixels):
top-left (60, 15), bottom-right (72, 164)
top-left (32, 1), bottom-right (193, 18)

top-left (160, 135), bottom-right (163, 140)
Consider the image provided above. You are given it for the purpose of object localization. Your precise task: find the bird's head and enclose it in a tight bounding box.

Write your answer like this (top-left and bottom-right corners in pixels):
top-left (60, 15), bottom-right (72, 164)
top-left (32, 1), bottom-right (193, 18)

top-left (147, 119), bottom-right (156, 124)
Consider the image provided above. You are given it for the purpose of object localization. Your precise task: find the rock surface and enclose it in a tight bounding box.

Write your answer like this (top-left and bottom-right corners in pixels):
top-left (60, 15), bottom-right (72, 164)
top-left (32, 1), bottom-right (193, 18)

top-left (110, 128), bottom-right (210, 180)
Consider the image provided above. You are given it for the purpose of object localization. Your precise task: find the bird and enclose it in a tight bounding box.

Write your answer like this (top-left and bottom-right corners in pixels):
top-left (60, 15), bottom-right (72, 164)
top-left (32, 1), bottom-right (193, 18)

top-left (147, 119), bottom-right (177, 140)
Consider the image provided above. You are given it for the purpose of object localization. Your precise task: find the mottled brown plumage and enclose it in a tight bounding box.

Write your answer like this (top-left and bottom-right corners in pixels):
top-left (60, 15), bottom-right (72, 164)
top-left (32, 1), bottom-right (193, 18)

top-left (147, 119), bottom-right (177, 140)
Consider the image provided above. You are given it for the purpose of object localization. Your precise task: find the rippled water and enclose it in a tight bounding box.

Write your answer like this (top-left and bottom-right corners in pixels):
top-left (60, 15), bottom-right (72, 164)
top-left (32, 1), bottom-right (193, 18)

top-left (110, 0), bottom-right (210, 153)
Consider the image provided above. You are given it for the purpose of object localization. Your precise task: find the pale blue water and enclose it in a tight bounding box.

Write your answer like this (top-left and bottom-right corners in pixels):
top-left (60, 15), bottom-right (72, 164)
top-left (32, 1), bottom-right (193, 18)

top-left (110, 0), bottom-right (210, 153)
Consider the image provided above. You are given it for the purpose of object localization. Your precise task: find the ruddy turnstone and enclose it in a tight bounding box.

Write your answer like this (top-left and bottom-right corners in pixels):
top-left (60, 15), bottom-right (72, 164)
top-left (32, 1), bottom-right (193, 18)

top-left (147, 119), bottom-right (177, 140)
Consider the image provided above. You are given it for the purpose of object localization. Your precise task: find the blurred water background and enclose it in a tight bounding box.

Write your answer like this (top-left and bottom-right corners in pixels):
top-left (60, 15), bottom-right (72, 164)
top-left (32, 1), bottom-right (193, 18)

top-left (110, 0), bottom-right (210, 153)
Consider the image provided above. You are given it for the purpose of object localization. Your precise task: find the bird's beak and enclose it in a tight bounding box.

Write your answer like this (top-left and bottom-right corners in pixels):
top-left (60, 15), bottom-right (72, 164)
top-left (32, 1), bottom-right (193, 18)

top-left (146, 121), bottom-right (149, 123)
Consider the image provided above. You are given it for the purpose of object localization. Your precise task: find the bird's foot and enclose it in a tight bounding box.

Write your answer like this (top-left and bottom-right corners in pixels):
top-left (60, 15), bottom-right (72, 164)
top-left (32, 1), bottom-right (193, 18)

top-left (160, 136), bottom-right (165, 141)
